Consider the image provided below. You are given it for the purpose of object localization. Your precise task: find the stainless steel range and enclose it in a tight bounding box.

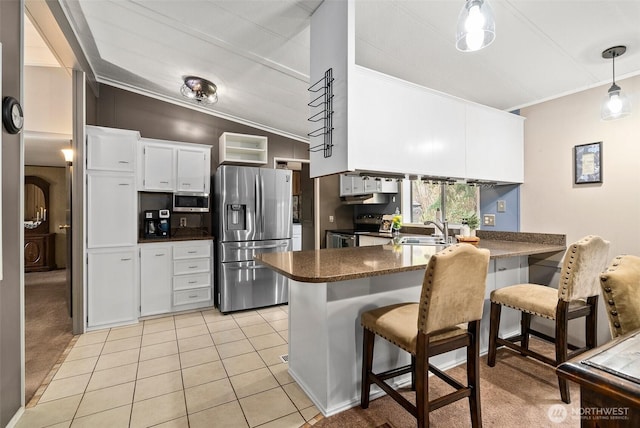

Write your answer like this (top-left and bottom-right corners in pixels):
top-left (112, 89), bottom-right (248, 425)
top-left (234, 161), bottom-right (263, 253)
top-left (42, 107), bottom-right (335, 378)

top-left (354, 213), bottom-right (384, 233)
top-left (325, 214), bottom-right (384, 248)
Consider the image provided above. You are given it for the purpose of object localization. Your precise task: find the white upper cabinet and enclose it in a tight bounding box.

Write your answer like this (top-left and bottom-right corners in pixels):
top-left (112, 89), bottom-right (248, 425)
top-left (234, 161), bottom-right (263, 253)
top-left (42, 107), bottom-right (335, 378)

top-left (219, 132), bottom-right (268, 165)
top-left (86, 125), bottom-right (139, 172)
top-left (341, 174), bottom-right (399, 195)
top-left (466, 104), bottom-right (525, 183)
top-left (351, 176), bottom-right (364, 194)
top-left (363, 178), bottom-right (398, 193)
top-left (340, 175), bottom-right (353, 196)
top-left (138, 138), bottom-right (211, 193)
top-left (309, 0), bottom-right (524, 183)
top-left (140, 141), bottom-right (175, 191)
top-left (350, 66), bottom-right (466, 179)
top-left (87, 173), bottom-right (137, 248)
top-left (177, 147), bottom-right (210, 193)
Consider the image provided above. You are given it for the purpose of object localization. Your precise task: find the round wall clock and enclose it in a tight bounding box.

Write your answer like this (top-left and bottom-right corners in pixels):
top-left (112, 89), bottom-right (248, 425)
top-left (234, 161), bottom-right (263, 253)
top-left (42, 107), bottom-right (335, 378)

top-left (2, 96), bottom-right (24, 134)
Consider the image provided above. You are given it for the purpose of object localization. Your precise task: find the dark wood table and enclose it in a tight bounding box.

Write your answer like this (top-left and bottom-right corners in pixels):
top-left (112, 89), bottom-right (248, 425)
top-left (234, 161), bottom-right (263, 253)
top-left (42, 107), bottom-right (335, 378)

top-left (557, 330), bottom-right (640, 427)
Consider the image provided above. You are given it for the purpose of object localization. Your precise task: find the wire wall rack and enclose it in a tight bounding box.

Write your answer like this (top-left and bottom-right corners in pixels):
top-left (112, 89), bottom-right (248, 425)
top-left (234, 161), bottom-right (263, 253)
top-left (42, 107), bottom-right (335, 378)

top-left (307, 68), bottom-right (334, 158)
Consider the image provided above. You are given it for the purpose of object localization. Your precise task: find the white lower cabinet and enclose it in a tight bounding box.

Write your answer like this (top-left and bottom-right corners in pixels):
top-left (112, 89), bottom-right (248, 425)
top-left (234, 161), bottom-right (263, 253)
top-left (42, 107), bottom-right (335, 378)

top-left (87, 247), bottom-right (138, 329)
top-left (357, 235), bottom-right (391, 247)
top-left (172, 240), bottom-right (213, 310)
top-left (139, 240), bottom-right (213, 316)
top-left (140, 243), bottom-right (173, 317)
top-left (478, 256), bottom-right (527, 352)
top-left (485, 256), bottom-right (527, 299)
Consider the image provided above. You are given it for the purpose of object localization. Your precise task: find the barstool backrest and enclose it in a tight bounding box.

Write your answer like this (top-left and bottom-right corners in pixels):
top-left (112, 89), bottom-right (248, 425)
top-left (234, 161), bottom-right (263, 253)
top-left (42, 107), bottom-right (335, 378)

top-left (557, 235), bottom-right (610, 302)
top-left (600, 254), bottom-right (640, 338)
top-left (418, 244), bottom-right (490, 335)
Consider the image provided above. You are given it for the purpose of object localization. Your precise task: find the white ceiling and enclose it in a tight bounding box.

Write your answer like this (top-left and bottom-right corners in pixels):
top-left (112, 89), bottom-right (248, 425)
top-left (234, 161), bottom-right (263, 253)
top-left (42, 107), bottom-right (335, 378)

top-left (30, 0), bottom-right (640, 146)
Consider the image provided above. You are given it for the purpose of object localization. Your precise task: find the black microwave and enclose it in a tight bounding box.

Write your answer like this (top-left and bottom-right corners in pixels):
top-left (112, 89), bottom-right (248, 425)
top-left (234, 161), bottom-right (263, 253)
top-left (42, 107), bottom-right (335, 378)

top-left (173, 193), bottom-right (210, 212)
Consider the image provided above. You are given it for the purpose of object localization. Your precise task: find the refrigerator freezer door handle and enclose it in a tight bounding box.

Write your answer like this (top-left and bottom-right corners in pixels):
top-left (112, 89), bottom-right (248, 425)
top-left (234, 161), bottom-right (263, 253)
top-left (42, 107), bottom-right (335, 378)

top-left (261, 175), bottom-right (266, 233)
top-left (255, 175), bottom-right (261, 235)
top-left (227, 264), bottom-right (268, 270)
top-left (230, 243), bottom-right (288, 250)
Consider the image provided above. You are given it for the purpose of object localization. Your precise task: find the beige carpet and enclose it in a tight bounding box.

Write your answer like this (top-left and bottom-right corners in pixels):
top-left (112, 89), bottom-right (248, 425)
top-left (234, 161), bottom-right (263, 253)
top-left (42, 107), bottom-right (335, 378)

top-left (313, 341), bottom-right (582, 427)
top-left (25, 269), bottom-right (73, 404)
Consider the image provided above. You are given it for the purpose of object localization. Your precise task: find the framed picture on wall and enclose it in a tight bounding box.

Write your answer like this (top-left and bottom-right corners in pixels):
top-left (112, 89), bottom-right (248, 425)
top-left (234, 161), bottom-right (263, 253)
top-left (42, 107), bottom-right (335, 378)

top-left (574, 142), bottom-right (602, 184)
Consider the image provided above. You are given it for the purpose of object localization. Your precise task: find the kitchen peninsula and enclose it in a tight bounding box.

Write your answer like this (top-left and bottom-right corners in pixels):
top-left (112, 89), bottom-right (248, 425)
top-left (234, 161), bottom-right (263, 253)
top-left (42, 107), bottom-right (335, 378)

top-left (255, 231), bottom-right (566, 416)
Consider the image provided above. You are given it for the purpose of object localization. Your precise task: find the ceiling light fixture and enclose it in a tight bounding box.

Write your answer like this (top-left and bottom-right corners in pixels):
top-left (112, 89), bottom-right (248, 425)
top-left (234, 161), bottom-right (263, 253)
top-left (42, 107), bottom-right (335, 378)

top-left (456, 0), bottom-right (495, 52)
top-left (180, 76), bottom-right (218, 105)
top-left (601, 46), bottom-right (631, 120)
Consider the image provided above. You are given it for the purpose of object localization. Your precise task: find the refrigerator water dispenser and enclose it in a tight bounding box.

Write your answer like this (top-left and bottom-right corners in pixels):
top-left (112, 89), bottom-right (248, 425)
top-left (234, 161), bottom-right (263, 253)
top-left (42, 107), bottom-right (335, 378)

top-left (226, 204), bottom-right (246, 230)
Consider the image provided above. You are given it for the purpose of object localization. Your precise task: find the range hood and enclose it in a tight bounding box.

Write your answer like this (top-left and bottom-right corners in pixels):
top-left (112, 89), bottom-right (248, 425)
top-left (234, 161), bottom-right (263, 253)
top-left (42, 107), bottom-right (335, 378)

top-left (341, 193), bottom-right (390, 205)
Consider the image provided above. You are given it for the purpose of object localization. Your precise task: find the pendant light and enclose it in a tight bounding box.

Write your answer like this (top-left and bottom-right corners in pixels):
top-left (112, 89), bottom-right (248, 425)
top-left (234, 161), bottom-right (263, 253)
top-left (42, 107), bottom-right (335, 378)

top-left (180, 76), bottom-right (218, 105)
top-left (456, 0), bottom-right (495, 52)
top-left (601, 46), bottom-right (631, 120)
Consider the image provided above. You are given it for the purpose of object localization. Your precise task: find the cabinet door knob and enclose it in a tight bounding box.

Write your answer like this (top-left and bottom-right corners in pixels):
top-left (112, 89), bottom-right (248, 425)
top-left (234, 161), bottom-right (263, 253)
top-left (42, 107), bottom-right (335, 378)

top-left (59, 224), bottom-right (71, 230)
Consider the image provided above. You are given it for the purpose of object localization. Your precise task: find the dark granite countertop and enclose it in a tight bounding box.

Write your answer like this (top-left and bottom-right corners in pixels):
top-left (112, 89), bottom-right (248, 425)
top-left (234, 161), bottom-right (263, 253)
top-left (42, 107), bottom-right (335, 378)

top-left (255, 232), bottom-right (566, 283)
top-left (138, 228), bottom-right (213, 244)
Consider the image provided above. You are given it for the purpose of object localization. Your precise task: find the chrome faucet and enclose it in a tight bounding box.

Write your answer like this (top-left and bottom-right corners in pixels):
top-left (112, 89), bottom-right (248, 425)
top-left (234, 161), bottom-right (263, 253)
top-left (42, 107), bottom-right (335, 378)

top-left (424, 219), bottom-right (449, 244)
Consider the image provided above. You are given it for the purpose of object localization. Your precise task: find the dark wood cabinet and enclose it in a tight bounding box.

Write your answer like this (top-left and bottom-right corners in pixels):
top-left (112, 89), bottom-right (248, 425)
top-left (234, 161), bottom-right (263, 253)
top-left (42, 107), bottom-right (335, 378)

top-left (25, 233), bottom-right (56, 272)
top-left (24, 175), bottom-right (57, 272)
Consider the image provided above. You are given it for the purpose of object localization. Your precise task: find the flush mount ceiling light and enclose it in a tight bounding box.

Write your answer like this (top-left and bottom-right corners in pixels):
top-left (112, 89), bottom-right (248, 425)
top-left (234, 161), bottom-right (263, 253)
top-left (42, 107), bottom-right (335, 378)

top-left (180, 76), bottom-right (218, 105)
top-left (456, 0), bottom-right (495, 52)
top-left (601, 46), bottom-right (631, 120)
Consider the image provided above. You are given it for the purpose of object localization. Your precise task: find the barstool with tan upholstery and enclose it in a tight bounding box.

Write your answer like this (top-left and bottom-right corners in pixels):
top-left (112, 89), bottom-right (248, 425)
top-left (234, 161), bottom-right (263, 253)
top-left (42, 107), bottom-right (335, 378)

top-left (487, 235), bottom-right (610, 404)
top-left (599, 254), bottom-right (640, 338)
top-left (360, 243), bottom-right (490, 428)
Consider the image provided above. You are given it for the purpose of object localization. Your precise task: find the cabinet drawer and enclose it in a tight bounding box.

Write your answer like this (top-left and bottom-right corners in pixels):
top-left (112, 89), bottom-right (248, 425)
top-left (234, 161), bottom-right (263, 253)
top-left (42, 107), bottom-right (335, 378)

top-left (173, 258), bottom-right (210, 275)
top-left (173, 242), bottom-right (211, 259)
top-left (173, 273), bottom-right (211, 291)
top-left (174, 287), bottom-right (211, 306)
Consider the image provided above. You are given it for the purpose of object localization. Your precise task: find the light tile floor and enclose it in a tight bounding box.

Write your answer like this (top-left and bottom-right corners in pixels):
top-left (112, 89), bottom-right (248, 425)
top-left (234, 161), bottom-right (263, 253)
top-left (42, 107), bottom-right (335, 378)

top-left (18, 305), bottom-right (323, 428)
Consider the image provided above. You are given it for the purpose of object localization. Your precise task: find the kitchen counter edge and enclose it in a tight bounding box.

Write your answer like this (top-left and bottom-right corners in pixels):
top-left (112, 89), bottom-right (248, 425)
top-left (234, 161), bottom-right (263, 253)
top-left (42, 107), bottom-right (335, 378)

top-left (255, 237), bottom-right (566, 283)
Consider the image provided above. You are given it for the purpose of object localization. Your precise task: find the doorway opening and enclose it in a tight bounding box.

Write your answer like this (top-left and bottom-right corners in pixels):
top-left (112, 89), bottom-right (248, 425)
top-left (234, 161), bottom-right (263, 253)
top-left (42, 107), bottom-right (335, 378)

top-left (274, 158), bottom-right (315, 250)
top-left (23, 13), bottom-right (74, 404)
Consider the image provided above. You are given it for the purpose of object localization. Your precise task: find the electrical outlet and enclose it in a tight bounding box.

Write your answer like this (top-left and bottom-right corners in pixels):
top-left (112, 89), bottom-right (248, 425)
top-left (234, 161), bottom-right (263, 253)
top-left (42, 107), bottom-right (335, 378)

top-left (180, 217), bottom-right (187, 227)
top-left (497, 200), bottom-right (506, 212)
top-left (483, 214), bottom-right (495, 227)
top-left (329, 215), bottom-right (334, 223)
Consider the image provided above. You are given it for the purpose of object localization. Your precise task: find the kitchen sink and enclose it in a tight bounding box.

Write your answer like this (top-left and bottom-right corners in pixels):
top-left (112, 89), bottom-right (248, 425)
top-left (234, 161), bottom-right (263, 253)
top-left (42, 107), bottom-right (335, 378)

top-left (396, 236), bottom-right (447, 245)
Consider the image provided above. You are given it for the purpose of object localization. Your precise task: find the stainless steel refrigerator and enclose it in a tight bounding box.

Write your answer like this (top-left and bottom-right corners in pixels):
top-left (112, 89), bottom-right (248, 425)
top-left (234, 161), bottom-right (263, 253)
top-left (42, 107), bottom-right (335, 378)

top-left (214, 165), bottom-right (292, 313)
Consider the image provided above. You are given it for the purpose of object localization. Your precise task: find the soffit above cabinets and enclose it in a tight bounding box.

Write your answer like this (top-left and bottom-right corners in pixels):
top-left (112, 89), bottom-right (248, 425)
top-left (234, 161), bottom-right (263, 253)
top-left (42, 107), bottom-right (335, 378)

top-left (32, 1), bottom-right (640, 143)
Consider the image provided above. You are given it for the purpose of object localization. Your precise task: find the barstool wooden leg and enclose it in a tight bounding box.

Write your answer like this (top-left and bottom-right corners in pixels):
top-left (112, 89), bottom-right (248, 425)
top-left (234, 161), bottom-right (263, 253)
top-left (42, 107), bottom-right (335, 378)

top-left (411, 355), bottom-right (416, 391)
top-left (468, 321), bottom-right (482, 428)
top-left (361, 328), bottom-right (375, 409)
top-left (521, 312), bottom-right (532, 355)
top-left (556, 301), bottom-right (570, 404)
top-left (416, 333), bottom-right (429, 428)
top-left (586, 296), bottom-right (598, 350)
top-left (487, 302), bottom-right (501, 367)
